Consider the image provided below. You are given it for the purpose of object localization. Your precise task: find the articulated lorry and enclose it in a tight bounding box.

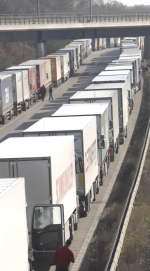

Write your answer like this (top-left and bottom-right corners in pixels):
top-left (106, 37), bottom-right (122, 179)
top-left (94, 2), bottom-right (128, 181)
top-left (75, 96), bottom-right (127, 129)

top-left (0, 136), bottom-right (77, 267)
top-left (23, 116), bottom-right (99, 216)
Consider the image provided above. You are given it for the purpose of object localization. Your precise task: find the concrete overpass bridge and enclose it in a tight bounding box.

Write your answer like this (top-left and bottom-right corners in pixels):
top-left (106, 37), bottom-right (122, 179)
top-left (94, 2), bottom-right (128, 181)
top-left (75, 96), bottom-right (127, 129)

top-left (0, 13), bottom-right (150, 41)
top-left (0, 13), bottom-right (150, 57)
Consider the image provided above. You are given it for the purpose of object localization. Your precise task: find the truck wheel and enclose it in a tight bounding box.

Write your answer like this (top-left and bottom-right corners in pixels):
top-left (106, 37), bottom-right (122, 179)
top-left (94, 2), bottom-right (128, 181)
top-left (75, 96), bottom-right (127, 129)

top-left (22, 102), bottom-right (26, 111)
top-left (1, 115), bottom-right (5, 124)
top-left (74, 222), bottom-right (78, 231)
top-left (8, 111), bottom-right (12, 120)
top-left (69, 216), bottom-right (74, 241)
top-left (13, 105), bottom-right (18, 116)
top-left (73, 211), bottom-right (78, 231)
top-left (27, 101), bottom-right (30, 109)
top-left (85, 193), bottom-right (91, 213)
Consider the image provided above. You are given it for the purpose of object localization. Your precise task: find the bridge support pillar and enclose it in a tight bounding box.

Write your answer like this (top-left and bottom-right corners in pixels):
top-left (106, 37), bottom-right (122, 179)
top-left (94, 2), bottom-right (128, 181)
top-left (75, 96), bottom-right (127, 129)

top-left (92, 38), bottom-right (98, 51)
top-left (106, 38), bottom-right (111, 48)
top-left (144, 36), bottom-right (150, 61)
top-left (36, 41), bottom-right (47, 58)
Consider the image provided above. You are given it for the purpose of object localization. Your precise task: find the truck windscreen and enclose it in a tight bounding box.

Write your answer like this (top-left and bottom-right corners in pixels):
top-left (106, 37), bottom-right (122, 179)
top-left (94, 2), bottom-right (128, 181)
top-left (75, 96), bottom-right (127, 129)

top-left (33, 206), bottom-right (62, 229)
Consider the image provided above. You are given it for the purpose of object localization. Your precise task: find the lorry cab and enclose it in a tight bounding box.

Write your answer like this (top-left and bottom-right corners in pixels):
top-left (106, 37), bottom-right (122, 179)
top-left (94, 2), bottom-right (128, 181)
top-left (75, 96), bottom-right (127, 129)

top-left (32, 204), bottom-right (65, 266)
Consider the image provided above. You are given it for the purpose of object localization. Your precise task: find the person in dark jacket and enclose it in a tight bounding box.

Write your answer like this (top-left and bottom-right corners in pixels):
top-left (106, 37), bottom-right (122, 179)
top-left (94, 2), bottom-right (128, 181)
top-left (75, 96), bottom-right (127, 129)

top-left (40, 84), bottom-right (46, 101)
top-left (100, 166), bottom-right (103, 186)
top-left (49, 85), bottom-right (54, 101)
top-left (55, 239), bottom-right (75, 271)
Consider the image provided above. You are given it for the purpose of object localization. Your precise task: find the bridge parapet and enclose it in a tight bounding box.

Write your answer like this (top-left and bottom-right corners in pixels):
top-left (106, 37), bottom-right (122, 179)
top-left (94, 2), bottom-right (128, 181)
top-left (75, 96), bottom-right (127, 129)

top-left (0, 13), bottom-right (150, 25)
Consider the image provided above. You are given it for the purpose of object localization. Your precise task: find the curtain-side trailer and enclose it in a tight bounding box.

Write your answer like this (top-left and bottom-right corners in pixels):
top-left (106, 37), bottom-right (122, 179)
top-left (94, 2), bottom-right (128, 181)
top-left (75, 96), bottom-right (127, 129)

top-left (0, 73), bottom-right (13, 124)
top-left (7, 66), bottom-right (31, 109)
top-left (2, 70), bottom-right (24, 115)
top-left (20, 59), bottom-right (52, 93)
top-left (18, 65), bottom-right (37, 101)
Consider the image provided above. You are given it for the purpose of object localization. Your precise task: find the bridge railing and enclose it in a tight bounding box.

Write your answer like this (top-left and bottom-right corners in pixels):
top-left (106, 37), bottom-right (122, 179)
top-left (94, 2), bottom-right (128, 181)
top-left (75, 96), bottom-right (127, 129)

top-left (0, 14), bottom-right (150, 24)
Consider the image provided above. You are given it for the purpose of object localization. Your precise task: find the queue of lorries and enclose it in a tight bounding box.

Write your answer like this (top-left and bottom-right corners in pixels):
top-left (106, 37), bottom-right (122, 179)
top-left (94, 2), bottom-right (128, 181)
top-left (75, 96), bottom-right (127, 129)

top-left (0, 37), bottom-right (143, 271)
top-left (0, 38), bottom-right (95, 124)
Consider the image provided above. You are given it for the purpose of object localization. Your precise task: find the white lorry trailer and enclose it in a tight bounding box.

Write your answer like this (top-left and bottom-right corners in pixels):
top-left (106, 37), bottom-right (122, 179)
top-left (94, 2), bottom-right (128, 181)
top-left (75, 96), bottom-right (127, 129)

top-left (98, 70), bottom-right (134, 106)
top-left (2, 70), bottom-right (24, 115)
top-left (119, 55), bottom-right (141, 91)
top-left (0, 136), bottom-right (77, 266)
top-left (53, 51), bottom-right (70, 81)
top-left (52, 102), bottom-right (111, 176)
top-left (111, 59), bottom-right (138, 86)
top-left (66, 43), bottom-right (81, 68)
top-left (23, 116), bottom-right (98, 215)
top-left (0, 177), bottom-right (29, 271)
top-left (92, 73), bottom-right (131, 85)
top-left (0, 73), bottom-right (14, 124)
top-left (20, 59), bottom-right (52, 93)
top-left (58, 48), bottom-right (77, 76)
top-left (99, 70), bottom-right (132, 86)
top-left (84, 82), bottom-right (129, 144)
top-left (7, 66), bottom-right (31, 109)
top-left (105, 64), bottom-right (134, 88)
top-left (69, 89), bottom-right (119, 151)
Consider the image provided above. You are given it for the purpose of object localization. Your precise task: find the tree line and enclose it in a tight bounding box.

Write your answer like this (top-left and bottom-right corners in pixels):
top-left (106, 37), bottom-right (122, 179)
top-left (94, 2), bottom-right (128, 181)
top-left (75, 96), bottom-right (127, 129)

top-left (0, 0), bottom-right (150, 15)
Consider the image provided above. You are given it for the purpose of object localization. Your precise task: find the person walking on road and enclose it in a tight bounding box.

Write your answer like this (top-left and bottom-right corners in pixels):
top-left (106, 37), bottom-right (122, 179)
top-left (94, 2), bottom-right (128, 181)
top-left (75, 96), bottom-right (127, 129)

top-left (49, 85), bottom-right (54, 101)
top-left (40, 84), bottom-right (46, 101)
top-left (100, 166), bottom-right (103, 186)
top-left (55, 239), bottom-right (75, 271)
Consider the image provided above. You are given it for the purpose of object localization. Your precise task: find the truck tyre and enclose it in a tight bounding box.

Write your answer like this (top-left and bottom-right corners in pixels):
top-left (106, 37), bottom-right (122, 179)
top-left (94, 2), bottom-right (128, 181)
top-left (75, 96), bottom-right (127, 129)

top-left (74, 222), bottom-right (78, 231)
top-left (85, 193), bottom-right (91, 213)
top-left (1, 115), bottom-right (5, 124)
top-left (69, 216), bottom-right (74, 241)
top-left (73, 211), bottom-right (78, 231)
top-left (22, 102), bottom-right (26, 111)
top-left (27, 101), bottom-right (30, 109)
top-left (8, 111), bottom-right (12, 120)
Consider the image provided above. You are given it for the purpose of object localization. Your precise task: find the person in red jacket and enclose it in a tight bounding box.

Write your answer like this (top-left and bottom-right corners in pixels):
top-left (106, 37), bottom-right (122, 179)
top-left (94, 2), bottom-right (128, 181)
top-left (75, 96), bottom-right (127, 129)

top-left (55, 239), bottom-right (75, 271)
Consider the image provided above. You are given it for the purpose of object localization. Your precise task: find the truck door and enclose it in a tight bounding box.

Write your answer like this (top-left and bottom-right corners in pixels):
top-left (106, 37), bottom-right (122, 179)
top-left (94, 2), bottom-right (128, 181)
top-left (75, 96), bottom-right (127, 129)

top-left (32, 204), bottom-right (65, 266)
top-left (0, 158), bottom-right (52, 231)
top-left (0, 160), bottom-right (19, 178)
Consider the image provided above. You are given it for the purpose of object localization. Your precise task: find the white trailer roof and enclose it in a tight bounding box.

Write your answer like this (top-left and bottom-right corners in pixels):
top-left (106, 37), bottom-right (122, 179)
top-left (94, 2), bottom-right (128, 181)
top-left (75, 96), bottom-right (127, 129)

top-left (67, 43), bottom-right (80, 47)
top-left (59, 48), bottom-right (73, 51)
top-left (2, 70), bottom-right (22, 76)
top-left (112, 60), bottom-right (134, 64)
top-left (99, 70), bottom-right (130, 76)
top-left (0, 72), bottom-right (12, 80)
top-left (20, 59), bottom-right (47, 65)
top-left (121, 49), bottom-right (141, 54)
top-left (75, 39), bottom-right (91, 42)
top-left (52, 102), bottom-right (109, 117)
top-left (65, 46), bottom-right (76, 51)
top-left (69, 90), bottom-right (118, 99)
top-left (0, 136), bottom-right (74, 159)
top-left (92, 74), bottom-right (128, 83)
top-left (0, 178), bottom-right (21, 197)
top-left (25, 116), bottom-right (95, 132)
top-left (56, 50), bottom-right (69, 54)
top-left (8, 66), bottom-right (33, 70)
top-left (86, 82), bottom-right (125, 90)
top-left (45, 55), bottom-right (59, 59)
top-left (119, 56), bottom-right (138, 60)
top-left (121, 52), bottom-right (141, 57)
top-left (49, 52), bottom-right (68, 56)
top-left (105, 65), bottom-right (132, 71)
top-left (59, 48), bottom-right (75, 53)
